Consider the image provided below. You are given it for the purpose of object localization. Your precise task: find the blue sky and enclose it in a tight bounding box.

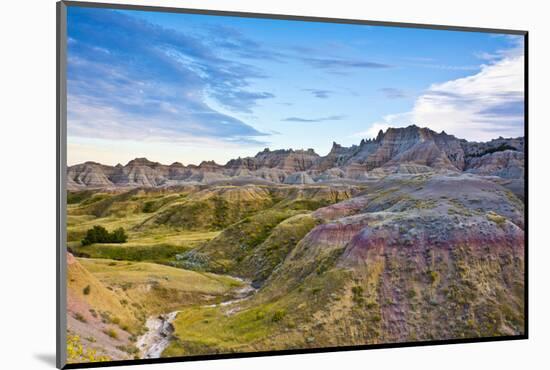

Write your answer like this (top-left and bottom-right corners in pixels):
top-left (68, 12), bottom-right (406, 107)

top-left (66, 6), bottom-right (524, 165)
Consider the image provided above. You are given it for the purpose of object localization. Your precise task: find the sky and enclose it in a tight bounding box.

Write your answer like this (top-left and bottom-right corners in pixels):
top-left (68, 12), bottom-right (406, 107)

top-left (66, 6), bottom-right (525, 166)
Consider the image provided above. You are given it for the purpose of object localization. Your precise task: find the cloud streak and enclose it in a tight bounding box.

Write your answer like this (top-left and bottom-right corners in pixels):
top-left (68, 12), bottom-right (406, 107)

top-left (67, 7), bottom-right (273, 145)
top-left (282, 115), bottom-right (346, 123)
top-left (301, 57), bottom-right (392, 73)
top-left (358, 44), bottom-right (525, 141)
top-left (379, 87), bottom-right (407, 99)
top-left (303, 89), bottom-right (334, 99)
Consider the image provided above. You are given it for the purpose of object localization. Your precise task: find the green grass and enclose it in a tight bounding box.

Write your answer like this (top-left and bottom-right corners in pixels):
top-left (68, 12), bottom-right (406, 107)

top-left (164, 304), bottom-right (273, 356)
top-left (239, 213), bottom-right (319, 281)
top-left (77, 258), bottom-right (243, 317)
top-left (67, 182), bottom-right (525, 357)
top-left (192, 209), bottom-right (307, 274)
top-left (71, 243), bottom-right (190, 264)
top-left (70, 230), bottom-right (218, 264)
top-left (68, 203), bottom-right (219, 264)
top-left (67, 255), bottom-right (141, 333)
top-left (163, 267), bottom-right (351, 356)
top-left (103, 328), bottom-right (119, 340)
top-left (67, 190), bottom-right (98, 205)
top-left (150, 187), bottom-right (275, 231)
top-left (486, 211), bottom-right (507, 227)
top-left (66, 334), bottom-right (111, 363)
top-left (67, 214), bottom-right (151, 243)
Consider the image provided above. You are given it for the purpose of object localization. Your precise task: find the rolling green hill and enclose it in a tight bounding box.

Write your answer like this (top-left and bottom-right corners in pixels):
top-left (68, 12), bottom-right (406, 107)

top-left (67, 177), bottom-right (524, 362)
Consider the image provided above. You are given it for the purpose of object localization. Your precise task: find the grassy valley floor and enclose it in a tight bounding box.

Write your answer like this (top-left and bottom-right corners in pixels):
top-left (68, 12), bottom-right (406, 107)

top-left (66, 179), bottom-right (524, 363)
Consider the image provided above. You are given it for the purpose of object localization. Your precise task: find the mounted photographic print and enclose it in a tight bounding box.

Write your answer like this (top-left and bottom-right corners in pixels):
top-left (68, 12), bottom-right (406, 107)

top-left (56, 1), bottom-right (527, 368)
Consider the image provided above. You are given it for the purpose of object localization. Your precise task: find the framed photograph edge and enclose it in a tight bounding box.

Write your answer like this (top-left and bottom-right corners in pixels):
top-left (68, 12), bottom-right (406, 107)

top-left (56, 1), bottom-right (529, 369)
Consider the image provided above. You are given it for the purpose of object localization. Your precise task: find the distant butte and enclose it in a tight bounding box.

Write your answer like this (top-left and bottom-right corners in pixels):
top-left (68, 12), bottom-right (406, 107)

top-left (67, 125), bottom-right (524, 190)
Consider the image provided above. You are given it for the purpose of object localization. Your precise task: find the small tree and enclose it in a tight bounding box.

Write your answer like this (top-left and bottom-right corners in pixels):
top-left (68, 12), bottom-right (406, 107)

top-left (82, 225), bottom-right (110, 246)
top-left (111, 228), bottom-right (128, 243)
top-left (81, 225), bottom-right (128, 246)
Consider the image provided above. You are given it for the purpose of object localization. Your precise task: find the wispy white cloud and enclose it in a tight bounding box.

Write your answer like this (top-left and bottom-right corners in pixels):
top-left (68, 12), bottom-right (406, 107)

top-left (282, 115), bottom-right (346, 123)
top-left (474, 35), bottom-right (524, 62)
top-left (303, 89), bottom-right (334, 99)
top-left (379, 87), bottom-right (407, 99)
top-left (409, 63), bottom-right (480, 71)
top-left (67, 7), bottom-right (272, 147)
top-left (357, 41), bottom-right (524, 142)
top-left (300, 57), bottom-right (392, 73)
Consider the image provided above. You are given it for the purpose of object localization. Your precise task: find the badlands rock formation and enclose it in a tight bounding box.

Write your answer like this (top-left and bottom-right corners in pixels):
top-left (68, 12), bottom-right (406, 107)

top-left (68, 125), bottom-right (524, 189)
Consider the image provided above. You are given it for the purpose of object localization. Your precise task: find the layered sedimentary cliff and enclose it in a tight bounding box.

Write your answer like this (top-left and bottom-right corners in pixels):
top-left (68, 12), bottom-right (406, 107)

top-left (68, 125), bottom-right (524, 189)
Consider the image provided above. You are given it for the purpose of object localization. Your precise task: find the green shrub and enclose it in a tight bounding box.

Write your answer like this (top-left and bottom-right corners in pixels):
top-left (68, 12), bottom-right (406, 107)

top-left (311, 287), bottom-right (322, 295)
top-left (366, 302), bottom-right (377, 309)
top-left (74, 313), bottom-right (87, 323)
top-left (81, 225), bottom-right (128, 246)
top-left (427, 270), bottom-right (439, 284)
top-left (371, 313), bottom-right (382, 322)
top-left (117, 345), bottom-right (139, 355)
top-left (271, 309), bottom-right (287, 322)
top-left (83, 285), bottom-right (91, 295)
top-left (104, 328), bottom-right (118, 339)
top-left (110, 228), bottom-right (128, 243)
top-left (67, 191), bottom-right (93, 204)
top-left (255, 311), bottom-right (266, 320)
top-left (142, 201), bottom-right (155, 213)
top-left (81, 226), bottom-right (109, 245)
top-left (67, 334), bottom-right (110, 362)
top-left (351, 285), bottom-right (365, 304)
top-left (486, 212), bottom-right (506, 227)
